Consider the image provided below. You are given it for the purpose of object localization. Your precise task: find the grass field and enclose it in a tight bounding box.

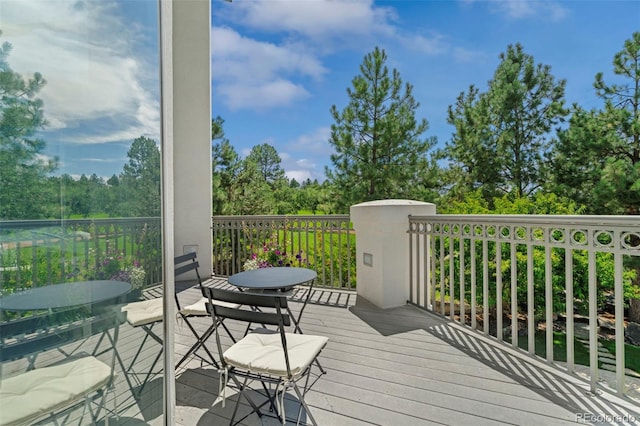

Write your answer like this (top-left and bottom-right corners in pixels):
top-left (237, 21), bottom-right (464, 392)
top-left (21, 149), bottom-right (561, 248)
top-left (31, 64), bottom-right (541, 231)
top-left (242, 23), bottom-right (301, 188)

top-left (509, 331), bottom-right (640, 374)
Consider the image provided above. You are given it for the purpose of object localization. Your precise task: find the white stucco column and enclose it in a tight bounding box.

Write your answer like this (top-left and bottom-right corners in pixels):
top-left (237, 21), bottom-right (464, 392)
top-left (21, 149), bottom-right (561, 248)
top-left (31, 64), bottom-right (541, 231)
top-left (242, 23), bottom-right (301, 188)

top-left (172, 0), bottom-right (212, 279)
top-left (350, 199), bottom-right (436, 309)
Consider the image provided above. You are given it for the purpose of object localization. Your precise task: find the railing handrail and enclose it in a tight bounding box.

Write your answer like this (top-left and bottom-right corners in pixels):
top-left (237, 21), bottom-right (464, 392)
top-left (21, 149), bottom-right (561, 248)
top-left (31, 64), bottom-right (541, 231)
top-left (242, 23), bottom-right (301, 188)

top-left (212, 214), bottom-right (351, 222)
top-left (410, 214), bottom-right (640, 227)
top-left (0, 217), bottom-right (160, 232)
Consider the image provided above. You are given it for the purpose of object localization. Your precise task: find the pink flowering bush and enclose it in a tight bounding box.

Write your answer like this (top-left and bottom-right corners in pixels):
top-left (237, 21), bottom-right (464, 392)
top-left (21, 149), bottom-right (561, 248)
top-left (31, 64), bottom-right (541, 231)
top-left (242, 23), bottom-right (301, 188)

top-left (71, 247), bottom-right (146, 289)
top-left (243, 240), bottom-right (303, 271)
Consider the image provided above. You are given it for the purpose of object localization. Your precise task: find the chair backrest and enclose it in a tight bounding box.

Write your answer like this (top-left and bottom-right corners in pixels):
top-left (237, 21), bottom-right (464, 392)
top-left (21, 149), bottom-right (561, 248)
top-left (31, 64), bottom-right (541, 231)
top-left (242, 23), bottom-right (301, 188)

top-left (174, 252), bottom-right (203, 311)
top-left (1, 307), bottom-right (125, 374)
top-left (174, 252), bottom-right (202, 286)
top-left (201, 287), bottom-right (294, 375)
top-left (201, 287), bottom-right (291, 328)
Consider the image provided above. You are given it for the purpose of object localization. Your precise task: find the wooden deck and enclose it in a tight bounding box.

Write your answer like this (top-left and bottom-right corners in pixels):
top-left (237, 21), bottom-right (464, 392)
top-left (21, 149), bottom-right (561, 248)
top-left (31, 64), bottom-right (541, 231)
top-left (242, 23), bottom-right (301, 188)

top-left (171, 279), bottom-right (640, 425)
top-left (2, 278), bottom-right (639, 425)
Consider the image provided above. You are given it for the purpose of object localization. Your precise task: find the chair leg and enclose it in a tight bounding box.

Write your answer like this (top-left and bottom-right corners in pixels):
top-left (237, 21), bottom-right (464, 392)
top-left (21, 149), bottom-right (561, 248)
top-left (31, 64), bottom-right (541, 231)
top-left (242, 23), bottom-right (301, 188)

top-left (227, 374), bottom-right (264, 425)
top-left (117, 323), bottom-right (163, 399)
top-left (228, 376), bottom-right (248, 426)
top-left (291, 382), bottom-right (317, 426)
top-left (135, 344), bottom-right (163, 397)
top-left (176, 322), bottom-right (219, 369)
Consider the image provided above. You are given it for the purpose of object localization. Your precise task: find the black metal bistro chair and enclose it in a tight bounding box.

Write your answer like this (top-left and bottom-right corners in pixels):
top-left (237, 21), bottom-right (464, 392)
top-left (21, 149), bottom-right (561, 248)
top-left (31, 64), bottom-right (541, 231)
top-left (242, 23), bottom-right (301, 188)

top-left (174, 252), bottom-right (238, 369)
top-left (120, 252), bottom-right (238, 398)
top-left (0, 308), bottom-right (125, 425)
top-left (202, 287), bottom-right (328, 425)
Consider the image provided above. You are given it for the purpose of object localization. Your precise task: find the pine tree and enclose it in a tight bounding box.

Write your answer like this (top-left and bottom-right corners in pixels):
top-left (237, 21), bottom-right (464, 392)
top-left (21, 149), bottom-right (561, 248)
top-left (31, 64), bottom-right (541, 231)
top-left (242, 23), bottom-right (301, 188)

top-left (551, 32), bottom-right (640, 321)
top-left (0, 31), bottom-right (57, 219)
top-left (446, 43), bottom-right (567, 202)
top-left (326, 47), bottom-right (436, 212)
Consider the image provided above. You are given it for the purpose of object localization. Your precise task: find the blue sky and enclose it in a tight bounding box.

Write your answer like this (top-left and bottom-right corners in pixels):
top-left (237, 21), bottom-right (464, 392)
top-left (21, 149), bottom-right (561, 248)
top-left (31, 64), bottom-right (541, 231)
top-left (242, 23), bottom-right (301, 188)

top-left (2, 0), bottom-right (639, 183)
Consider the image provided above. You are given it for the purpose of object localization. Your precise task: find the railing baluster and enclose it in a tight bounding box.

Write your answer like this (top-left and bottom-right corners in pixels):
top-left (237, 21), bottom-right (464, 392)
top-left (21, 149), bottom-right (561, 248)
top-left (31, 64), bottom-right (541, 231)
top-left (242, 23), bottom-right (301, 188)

top-left (16, 241), bottom-right (22, 289)
top-left (459, 233), bottom-right (465, 325)
top-left (409, 222), bottom-right (416, 305)
top-left (483, 237), bottom-right (489, 336)
top-left (527, 237), bottom-right (534, 355)
top-left (496, 238), bottom-right (503, 340)
top-left (449, 229), bottom-right (455, 321)
top-left (471, 235), bottom-right (476, 330)
top-left (588, 241), bottom-right (598, 394)
top-left (614, 232), bottom-right (625, 395)
top-left (566, 245), bottom-right (574, 373)
top-left (424, 224), bottom-right (433, 309)
top-left (511, 239), bottom-right (517, 349)
top-left (545, 229), bottom-right (553, 363)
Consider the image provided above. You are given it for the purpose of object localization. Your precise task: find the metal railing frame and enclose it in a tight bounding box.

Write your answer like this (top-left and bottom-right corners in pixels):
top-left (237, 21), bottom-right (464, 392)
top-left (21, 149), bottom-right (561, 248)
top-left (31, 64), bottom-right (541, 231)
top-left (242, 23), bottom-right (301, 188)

top-left (212, 215), bottom-right (355, 289)
top-left (408, 214), bottom-right (640, 397)
top-left (0, 218), bottom-right (162, 294)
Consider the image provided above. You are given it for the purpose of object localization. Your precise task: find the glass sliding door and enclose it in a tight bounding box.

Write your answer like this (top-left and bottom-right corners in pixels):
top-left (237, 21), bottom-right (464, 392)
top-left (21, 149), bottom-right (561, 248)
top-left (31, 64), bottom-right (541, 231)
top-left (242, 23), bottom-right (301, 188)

top-left (0, 0), bottom-right (164, 423)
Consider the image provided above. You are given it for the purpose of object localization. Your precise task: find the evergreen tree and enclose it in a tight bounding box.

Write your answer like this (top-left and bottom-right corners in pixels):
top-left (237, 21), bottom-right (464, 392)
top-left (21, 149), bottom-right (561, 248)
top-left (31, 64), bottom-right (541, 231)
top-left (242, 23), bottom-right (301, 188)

top-left (550, 32), bottom-right (640, 214)
top-left (119, 136), bottom-right (161, 217)
top-left (445, 85), bottom-right (500, 201)
top-left (244, 143), bottom-right (293, 213)
top-left (211, 116), bottom-right (240, 215)
top-left (69, 174), bottom-right (92, 218)
top-left (326, 47), bottom-right (436, 212)
top-left (245, 143), bottom-right (286, 185)
top-left (446, 43), bottom-right (567, 202)
top-left (550, 32), bottom-right (640, 321)
top-left (232, 158), bottom-right (273, 214)
top-left (0, 32), bottom-right (57, 219)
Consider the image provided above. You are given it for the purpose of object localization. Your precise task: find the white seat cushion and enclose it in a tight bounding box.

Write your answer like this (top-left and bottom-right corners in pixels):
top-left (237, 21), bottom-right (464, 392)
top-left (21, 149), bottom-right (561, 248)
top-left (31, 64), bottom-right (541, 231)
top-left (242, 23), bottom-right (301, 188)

top-left (180, 297), bottom-right (240, 316)
top-left (223, 332), bottom-right (328, 377)
top-left (0, 356), bottom-right (111, 426)
top-left (122, 298), bottom-right (164, 326)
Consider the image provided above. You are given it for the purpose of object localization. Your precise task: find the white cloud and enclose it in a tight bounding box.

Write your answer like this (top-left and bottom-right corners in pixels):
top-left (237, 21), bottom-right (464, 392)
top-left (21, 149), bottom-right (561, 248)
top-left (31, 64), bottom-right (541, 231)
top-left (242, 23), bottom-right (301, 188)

top-left (1, 0), bottom-right (159, 144)
top-left (399, 33), bottom-right (449, 55)
top-left (213, 27), bottom-right (326, 81)
top-left (212, 26), bottom-right (326, 110)
top-left (453, 47), bottom-right (491, 63)
top-left (281, 155), bottom-right (322, 183)
top-left (225, 0), bottom-right (397, 42)
top-left (465, 0), bottom-right (569, 22)
top-left (79, 157), bottom-right (126, 163)
top-left (219, 80), bottom-right (309, 111)
top-left (288, 127), bottom-right (333, 156)
top-left (286, 169), bottom-right (314, 183)
top-left (211, 0), bottom-right (405, 112)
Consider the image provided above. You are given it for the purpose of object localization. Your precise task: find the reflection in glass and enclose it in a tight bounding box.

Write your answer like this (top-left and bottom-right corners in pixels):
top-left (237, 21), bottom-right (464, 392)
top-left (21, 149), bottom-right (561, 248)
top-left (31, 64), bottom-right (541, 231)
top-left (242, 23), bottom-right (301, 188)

top-left (0, 1), bottom-right (162, 422)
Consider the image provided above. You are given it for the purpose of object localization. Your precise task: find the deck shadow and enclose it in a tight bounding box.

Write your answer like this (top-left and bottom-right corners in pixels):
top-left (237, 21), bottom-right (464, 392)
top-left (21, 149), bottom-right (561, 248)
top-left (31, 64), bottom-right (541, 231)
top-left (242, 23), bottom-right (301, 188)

top-left (177, 367), bottom-right (315, 425)
top-left (427, 319), bottom-right (640, 423)
top-left (288, 287), bottom-right (356, 308)
top-left (349, 296), bottom-right (448, 336)
top-left (348, 299), bottom-right (640, 422)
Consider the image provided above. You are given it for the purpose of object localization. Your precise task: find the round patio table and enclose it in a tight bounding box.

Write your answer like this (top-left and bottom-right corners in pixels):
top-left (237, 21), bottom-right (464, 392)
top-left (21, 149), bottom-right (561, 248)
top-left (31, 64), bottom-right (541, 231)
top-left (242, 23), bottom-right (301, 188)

top-left (228, 267), bottom-right (317, 335)
top-left (227, 267), bottom-right (317, 291)
top-left (0, 280), bottom-right (132, 311)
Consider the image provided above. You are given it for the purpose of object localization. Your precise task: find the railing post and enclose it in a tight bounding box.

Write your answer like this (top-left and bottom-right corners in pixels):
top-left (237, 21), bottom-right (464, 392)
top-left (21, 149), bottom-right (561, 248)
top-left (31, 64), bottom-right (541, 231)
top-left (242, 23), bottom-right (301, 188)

top-left (350, 200), bottom-right (436, 309)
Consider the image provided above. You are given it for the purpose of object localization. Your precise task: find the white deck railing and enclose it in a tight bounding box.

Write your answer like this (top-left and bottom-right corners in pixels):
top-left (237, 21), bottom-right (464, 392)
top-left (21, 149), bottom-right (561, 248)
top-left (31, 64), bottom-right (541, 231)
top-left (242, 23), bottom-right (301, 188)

top-left (211, 215), bottom-right (355, 289)
top-left (408, 214), bottom-right (640, 397)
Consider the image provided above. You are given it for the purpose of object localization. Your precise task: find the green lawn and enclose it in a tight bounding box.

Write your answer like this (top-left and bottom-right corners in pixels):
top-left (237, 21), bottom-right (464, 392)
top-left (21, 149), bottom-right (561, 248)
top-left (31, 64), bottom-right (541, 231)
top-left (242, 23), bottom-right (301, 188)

top-left (600, 338), bottom-right (640, 373)
top-left (509, 331), bottom-right (639, 374)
